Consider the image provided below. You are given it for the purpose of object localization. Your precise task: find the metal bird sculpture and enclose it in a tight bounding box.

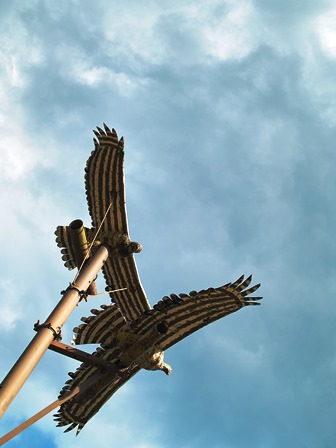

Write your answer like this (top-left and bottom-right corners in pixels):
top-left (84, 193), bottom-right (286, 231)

top-left (53, 124), bottom-right (262, 435)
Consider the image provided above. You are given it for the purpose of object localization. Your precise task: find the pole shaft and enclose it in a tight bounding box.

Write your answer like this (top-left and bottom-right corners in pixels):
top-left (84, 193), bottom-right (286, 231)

top-left (0, 368), bottom-right (118, 446)
top-left (0, 244), bottom-right (109, 418)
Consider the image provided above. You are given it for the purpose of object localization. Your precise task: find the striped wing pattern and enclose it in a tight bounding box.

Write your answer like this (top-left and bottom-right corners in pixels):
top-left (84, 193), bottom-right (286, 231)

top-left (133, 275), bottom-right (262, 351)
top-left (55, 226), bottom-right (77, 270)
top-left (54, 124), bottom-right (263, 436)
top-left (85, 124), bottom-right (126, 232)
top-left (85, 124), bottom-right (150, 321)
top-left (55, 275), bottom-right (260, 434)
top-left (72, 303), bottom-right (127, 345)
top-left (54, 347), bottom-right (141, 435)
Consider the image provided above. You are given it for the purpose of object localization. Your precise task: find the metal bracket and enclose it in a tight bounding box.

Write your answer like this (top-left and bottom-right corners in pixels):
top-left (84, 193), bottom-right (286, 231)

top-left (33, 321), bottom-right (62, 341)
top-left (60, 283), bottom-right (89, 302)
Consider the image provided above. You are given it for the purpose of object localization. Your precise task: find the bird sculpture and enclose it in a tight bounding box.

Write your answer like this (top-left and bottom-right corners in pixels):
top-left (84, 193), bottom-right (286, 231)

top-left (53, 124), bottom-right (262, 435)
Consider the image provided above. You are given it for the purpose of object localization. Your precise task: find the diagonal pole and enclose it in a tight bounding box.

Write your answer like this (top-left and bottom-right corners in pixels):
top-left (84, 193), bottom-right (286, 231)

top-left (0, 367), bottom-right (120, 446)
top-left (0, 385), bottom-right (81, 446)
top-left (0, 244), bottom-right (110, 418)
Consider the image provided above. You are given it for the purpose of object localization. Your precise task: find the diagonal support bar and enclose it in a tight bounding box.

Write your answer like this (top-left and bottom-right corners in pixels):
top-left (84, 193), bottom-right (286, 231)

top-left (48, 341), bottom-right (115, 370)
top-left (0, 244), bottom-right (110, 418)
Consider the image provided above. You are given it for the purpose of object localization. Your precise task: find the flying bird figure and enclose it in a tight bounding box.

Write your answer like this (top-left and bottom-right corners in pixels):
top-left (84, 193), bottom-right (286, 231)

top-left (53, 124), bottom-right (262, 435)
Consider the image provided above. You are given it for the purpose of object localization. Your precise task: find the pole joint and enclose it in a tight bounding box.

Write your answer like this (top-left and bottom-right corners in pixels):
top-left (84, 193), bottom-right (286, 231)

top-left (33, 321), bottom-right (62, 341)
top-left (60, 282), bottom-right (89, 302)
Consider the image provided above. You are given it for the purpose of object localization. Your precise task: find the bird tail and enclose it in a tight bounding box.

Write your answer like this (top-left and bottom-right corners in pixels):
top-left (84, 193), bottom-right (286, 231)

top-left (55, 219), bottom-right (95, 271)
top-left (55, 220), bottom-right (98, 295)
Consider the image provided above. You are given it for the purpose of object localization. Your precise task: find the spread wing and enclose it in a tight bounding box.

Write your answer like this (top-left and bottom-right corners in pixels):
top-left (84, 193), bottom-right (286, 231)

top-left (54, 347), bottom-right (141, 435)
top-left (85, 124), bottom-right (150, 321)
top-left (55, 275), bottom-right (260, 433)
top-left (133, 275), bottom-right (262, 351)
top-left (72, 303), bottom-right (127, 346)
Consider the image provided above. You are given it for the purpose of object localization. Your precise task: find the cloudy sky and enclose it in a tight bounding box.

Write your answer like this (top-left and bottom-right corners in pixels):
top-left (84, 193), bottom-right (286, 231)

top-left (1, 0), bottom-right (336, 447)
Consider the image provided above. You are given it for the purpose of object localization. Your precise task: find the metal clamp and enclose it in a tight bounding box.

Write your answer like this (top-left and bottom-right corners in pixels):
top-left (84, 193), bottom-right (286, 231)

top-left (33, 320), bottom-right (62, 341)
top-left (61, 282), bottom-right (89, 302)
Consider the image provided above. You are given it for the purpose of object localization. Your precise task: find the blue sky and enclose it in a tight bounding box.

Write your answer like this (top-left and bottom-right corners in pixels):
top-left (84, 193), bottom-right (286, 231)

top-left (1, 0), bottom-right (336, 447)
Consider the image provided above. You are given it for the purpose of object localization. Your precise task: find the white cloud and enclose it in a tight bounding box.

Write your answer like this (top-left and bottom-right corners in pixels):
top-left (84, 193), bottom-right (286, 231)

top-left (59, 417), bottom-right (161, 448)
top-left (314, 8), bottom-right (336, 58)
top-left (302, 7), bottom-right (336, 126)
top-left (0, 2), bottom-right (336, 447)
top-left (53, 43), bottom-right (148, 95)
top-left (0, 279), bottom-right (23, 330)
top-left (0, 12), bottom-right (45, 89)
top-left (0, 126), bottom-right (52, 181)
top-left (61, 0), bottom-right (260, 69)
top-left (74, 65), bottom-right (147, 94)
top-left (201, 2), bottom-right (260, 60)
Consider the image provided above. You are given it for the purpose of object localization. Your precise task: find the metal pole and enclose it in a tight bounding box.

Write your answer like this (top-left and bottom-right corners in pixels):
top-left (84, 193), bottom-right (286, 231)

top-left (0, 367), bottom-right (119, 446)
top-left (0, 244), bottom-right (110, 418)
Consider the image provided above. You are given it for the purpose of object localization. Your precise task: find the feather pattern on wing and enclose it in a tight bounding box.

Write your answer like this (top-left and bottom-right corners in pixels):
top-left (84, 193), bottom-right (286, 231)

top-left (84, 124), bottom-right (150, 321)
top-left (72, 303), bottom-right (127, 345)
top-left (54, 124), bottom-right (263, 437)
top-left (55, 276), bottom-right (260, 434)
top-left (55, 226), bottom-right (77, 270)
top-left (132, 275), bottom-right (262, 351)
top-left (54, 347), bottom-right (140, 435)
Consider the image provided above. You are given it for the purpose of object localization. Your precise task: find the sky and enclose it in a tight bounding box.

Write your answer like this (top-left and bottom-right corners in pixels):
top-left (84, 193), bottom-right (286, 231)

top-left (0, 0), bottom-right (336, 447)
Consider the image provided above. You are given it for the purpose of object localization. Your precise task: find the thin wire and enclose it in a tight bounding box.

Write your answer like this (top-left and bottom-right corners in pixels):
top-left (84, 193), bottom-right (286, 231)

top-left (88, 287), bottom-right (127, 298)
top-left (87, 201), bottom-right (113, 255)
top-left (74, 201), bottom-right (113, 282)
